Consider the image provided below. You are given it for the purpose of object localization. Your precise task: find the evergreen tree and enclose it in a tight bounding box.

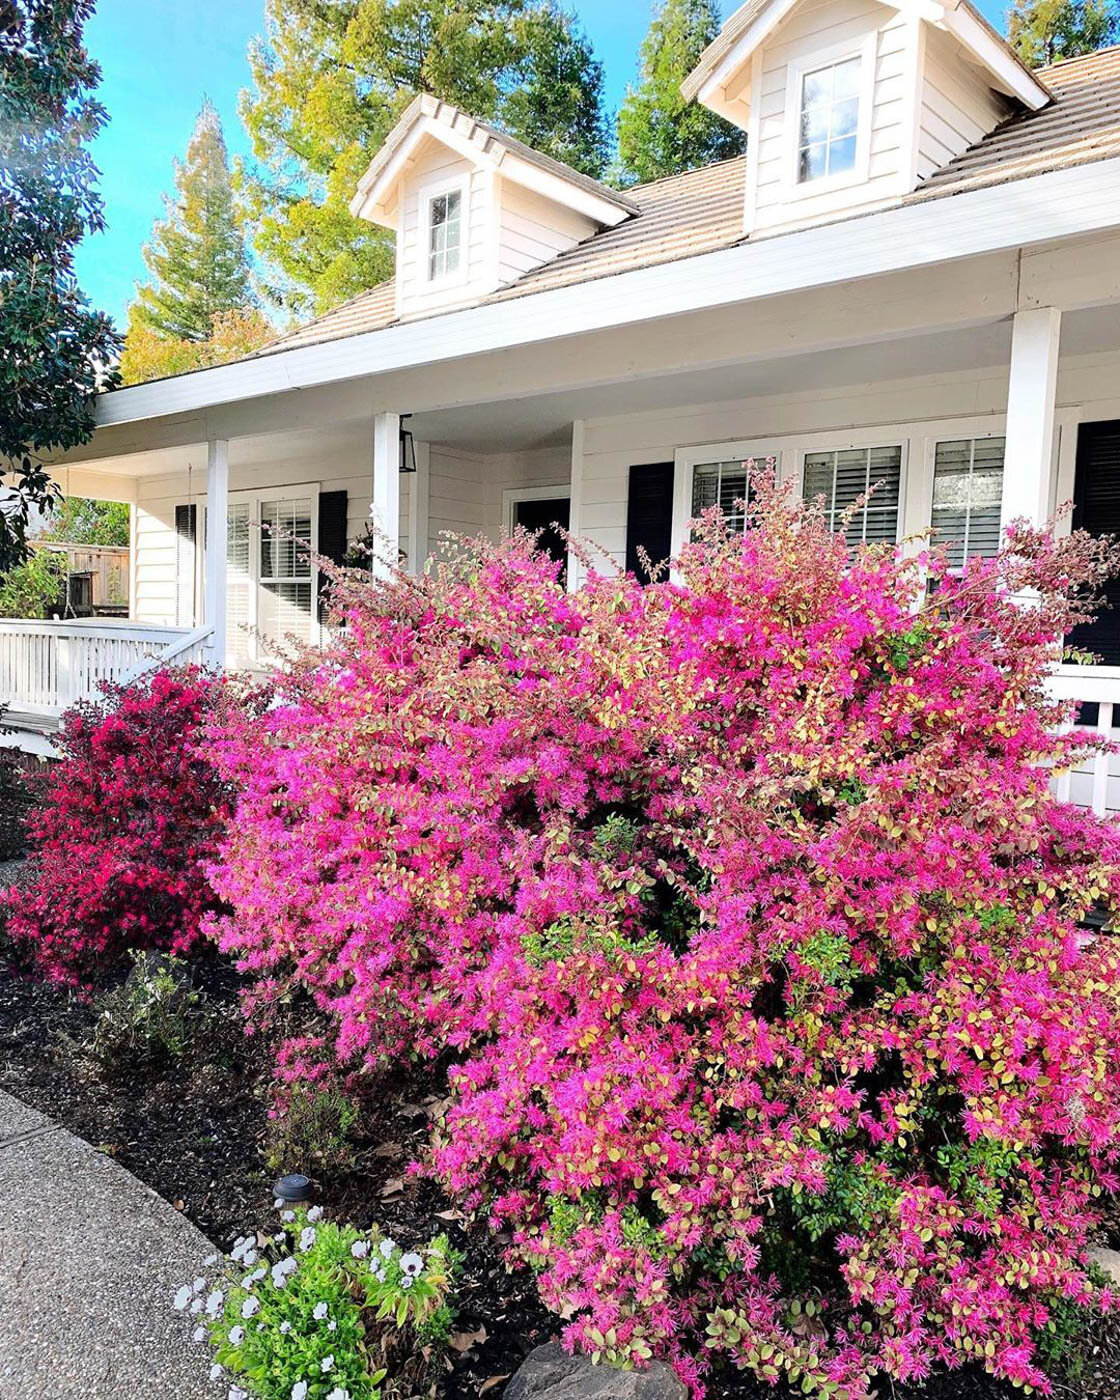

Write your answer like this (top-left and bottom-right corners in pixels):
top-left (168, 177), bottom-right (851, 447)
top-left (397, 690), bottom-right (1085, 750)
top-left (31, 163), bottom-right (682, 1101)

top-left (617, 0), bottom-right (744, 185)
top-left (239, 0), bottom-right (610, 317)
top-left (1008, 0), bottom-right (1117, 65)
top-left (0, 0), bottom-right (120, 572)
top-left (131, 99), bottom-right (255, 343)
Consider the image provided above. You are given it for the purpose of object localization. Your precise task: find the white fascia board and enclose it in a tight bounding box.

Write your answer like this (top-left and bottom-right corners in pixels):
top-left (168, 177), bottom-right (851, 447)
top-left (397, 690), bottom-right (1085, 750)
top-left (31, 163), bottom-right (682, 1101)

top-left (350, 113), bottom-right (497, 224)
top-left (96, 155), bottom-right (1120, 430)
top-left (695, 0), bottom-right (801, 110)
top-left (939, 3), bottom-right (1050, 108)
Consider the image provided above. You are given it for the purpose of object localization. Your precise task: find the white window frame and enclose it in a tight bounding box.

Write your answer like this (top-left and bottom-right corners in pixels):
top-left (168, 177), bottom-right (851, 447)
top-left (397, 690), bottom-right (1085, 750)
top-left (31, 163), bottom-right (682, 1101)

top-left (784, 33), bottom-right (877, 201)
top-left (671, 438), bottom-right (788, 560)
top-left (201, 483), bottom-right (321, 666)
top-left (503, 483), bottom-right (571, 536)
top-left (420, 175), bottom-right (469, 288)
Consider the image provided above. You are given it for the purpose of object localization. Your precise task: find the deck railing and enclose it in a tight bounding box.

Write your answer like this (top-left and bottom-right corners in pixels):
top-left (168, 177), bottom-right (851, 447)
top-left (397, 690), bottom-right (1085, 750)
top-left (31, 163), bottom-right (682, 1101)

top-left (0, 619), bottom-right (211, 718)
top-left (1049, 665), bottom-right (1120, 819)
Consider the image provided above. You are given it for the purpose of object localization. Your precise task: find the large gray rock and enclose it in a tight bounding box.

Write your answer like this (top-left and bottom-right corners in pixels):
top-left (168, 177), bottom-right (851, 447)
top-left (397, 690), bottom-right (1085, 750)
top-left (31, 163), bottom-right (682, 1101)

top-left (505, 1344), bottom-right (686, 1400)
top-left (1089, 1245), bottom-right (1120, 1285)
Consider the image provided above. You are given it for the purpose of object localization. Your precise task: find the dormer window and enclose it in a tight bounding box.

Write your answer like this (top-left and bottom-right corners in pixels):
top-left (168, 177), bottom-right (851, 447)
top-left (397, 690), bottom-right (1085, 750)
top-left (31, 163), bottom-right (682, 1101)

top-left (798, 57), bottom-right (861, 183)
top-left (426, 184), bottom-right (463, 281)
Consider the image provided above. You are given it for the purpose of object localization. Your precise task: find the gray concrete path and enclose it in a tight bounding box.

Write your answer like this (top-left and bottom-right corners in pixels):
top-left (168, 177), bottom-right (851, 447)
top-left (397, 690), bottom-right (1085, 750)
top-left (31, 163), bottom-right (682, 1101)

top-left (0, 1089), bottom-right (223, 1399)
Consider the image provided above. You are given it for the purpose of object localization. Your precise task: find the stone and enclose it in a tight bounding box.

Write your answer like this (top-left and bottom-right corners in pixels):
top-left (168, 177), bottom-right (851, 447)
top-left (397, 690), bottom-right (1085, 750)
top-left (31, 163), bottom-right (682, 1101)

top-left (1088, 1245), bottom-right (1120, 1286)
top-left (505, 1344), bottom-right (686, 1400)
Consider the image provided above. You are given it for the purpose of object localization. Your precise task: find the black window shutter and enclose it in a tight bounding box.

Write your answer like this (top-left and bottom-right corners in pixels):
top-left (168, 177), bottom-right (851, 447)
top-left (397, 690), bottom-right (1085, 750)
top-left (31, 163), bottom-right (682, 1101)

top-left (625, 462), bottom-right (674, 583)
top-left (317, 490), bottom-right (349, 621)
top-left (174, 504), bottom-right (197, 627)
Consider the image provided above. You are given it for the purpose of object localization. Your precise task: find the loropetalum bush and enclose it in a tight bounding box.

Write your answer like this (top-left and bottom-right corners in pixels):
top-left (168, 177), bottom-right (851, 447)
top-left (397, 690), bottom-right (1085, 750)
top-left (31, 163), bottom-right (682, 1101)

top-left (175, 1208), bottom-right (457, 1400)
top-left (6, 668), bottom-right (233, 984)
top-left (208, 481), bottom-right (1120, 1397)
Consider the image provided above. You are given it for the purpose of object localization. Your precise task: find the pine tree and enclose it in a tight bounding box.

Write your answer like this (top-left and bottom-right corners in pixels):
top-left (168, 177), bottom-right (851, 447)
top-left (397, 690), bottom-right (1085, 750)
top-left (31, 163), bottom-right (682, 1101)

top-left (0, 0), bottom-right (120, 573)
top-left (131, 100), bottom-right (255, 343)
top-left (617, 0), bottom-right (744, 185)
top-left (1008, 0), bottom-right (1117, 66)
top-left (239, 0), bottom-right (610, 317)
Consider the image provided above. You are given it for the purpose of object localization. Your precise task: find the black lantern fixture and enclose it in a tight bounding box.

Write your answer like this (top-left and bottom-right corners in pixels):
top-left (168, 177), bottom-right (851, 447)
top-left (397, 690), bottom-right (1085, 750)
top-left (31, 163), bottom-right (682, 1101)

top-left (399, 414), bottom-right (417, 474)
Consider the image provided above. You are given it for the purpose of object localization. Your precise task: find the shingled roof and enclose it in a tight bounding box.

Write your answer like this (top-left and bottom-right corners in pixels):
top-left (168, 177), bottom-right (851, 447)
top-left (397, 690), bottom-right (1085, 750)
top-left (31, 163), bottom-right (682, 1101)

top-left (258, 45), bottom-right (1120, 361)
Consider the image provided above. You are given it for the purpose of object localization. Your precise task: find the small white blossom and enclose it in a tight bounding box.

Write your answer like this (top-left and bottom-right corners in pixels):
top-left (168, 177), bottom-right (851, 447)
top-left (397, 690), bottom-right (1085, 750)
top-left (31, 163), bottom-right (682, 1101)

top-left (321, 1354), bottom-right (335, 1373)
top-left (241, 1296), bottom-right (261, 1320)
top-left (299, 1227), bottom-right (317, 1252)
top-left (229, 1388), bottom-right (248, 1400)
top-left (230, 1236), bottom-right (252, 1262)
top-left (244, 1266), bottom-right (267, 1286)
top-left (203, 1253), bottom-right (218, 1267)
top-left (378, 1238), bottom-right (396, 1259)
top-left (401, 1275), bottom-right (414, 1290)
top-left (274, 1198), bottom-right (284, 1209)
top-left (291, 1384), bottom-right (308, 1400)
top-left (400, 1252), bottom-right (423, 1277)
top-left (192, 1326), bottom-right (206, 1343)
top-left (372, 1265), bottom-right (386, 1283)
top-left (189, 1297), bottom-right (203, 1315)
top-left (279, 1321), bottom-right (292, 1335)
top-left (306, 1205), bottom-right (324, 1223)
top-left (192, 1277), bottom-right (207, 1294)
top-left (205, 1289), bottom-right (224, 1318)
top-left (209, 1364), bottom-right (223, 1381)
top-left (241, 1249), bottom-right (258, 1268)
top-left (328, 1319), bottom-right (337, 1332)
top-left (228, 1325), bottom-right (245, 1346)
top-left (312, 1302), bottom-right (329, 1321)
top-left (282, 1210), bottom-right (295, 1223)
top-left (327, 1389), bottom-right (350, 1400)
top-left (173, 1285), bottom-right (192, 1311)
top-left (350, 1241), bottom-right (369, 1259)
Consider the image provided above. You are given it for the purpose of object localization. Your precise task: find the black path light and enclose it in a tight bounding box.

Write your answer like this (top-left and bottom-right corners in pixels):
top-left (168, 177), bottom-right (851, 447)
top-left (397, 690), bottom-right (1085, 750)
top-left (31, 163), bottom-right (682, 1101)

top-left (273, 1173), bottom-right (313, 1207)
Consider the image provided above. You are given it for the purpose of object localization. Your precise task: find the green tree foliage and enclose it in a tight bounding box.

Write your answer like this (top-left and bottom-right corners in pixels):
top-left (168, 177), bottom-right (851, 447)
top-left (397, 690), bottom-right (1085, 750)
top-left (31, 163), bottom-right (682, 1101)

top-left (0, 0), bottom-right (120, 573)
top-left (1008, 0), bottom-right (1117, 65)
top-left (617, 0), bottom-right (744, 185)
top-left (129, 99), bottom-right (256, 344)
top-left (0, 548), bottom-right (67, 620)
top-left (239, 0), bottom-right (610, 316)
top-left (35, 496), bottom-right (129, 547)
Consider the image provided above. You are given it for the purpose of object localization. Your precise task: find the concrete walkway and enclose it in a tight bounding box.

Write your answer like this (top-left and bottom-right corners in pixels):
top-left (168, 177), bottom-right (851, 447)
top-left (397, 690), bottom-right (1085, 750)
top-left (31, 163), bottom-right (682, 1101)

top-left (0, 1089), bottom-right (223, 1399)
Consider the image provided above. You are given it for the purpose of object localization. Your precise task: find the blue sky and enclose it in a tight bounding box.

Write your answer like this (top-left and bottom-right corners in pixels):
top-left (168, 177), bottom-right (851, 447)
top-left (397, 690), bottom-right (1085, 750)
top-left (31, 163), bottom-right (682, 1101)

top-left (76, 0), bottom-right (1010, 329)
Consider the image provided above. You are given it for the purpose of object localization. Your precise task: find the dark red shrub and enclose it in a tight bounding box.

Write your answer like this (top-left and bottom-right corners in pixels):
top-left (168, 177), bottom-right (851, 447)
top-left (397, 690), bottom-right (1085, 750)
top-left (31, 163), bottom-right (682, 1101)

top-left (6, 668), bottom-right (232, 985)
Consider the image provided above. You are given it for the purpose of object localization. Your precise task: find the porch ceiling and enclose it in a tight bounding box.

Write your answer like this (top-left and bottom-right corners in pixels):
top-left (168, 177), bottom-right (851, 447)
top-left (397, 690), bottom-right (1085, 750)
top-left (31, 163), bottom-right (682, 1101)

top-left (57, 302), bottom-right (1120, 476)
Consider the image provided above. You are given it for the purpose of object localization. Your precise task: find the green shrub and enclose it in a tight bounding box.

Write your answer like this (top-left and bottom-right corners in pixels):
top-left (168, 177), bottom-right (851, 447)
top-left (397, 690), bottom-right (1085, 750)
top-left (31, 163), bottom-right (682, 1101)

top-left (266, 1084), bottom-right (361, 1176)
top-left (83, 950), bottom-right (208, 1068)
top-left (176, 1211), bottom-right (458, 1400)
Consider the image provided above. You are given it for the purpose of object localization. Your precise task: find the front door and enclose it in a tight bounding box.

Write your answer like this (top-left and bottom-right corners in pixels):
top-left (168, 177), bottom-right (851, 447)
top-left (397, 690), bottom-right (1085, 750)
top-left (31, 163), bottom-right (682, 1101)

top-left (1069, 420), bottom-right (1120, 668)
top-left (514, 495), bottom-right (570, 577)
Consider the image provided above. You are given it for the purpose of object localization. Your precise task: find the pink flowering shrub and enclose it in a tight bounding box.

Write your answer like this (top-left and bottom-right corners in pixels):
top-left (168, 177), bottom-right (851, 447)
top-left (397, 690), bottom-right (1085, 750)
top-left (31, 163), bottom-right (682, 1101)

top-left (7, 668), bottom-right (234, 984)
top-left (208, 482), bottom-right (1120, 1398)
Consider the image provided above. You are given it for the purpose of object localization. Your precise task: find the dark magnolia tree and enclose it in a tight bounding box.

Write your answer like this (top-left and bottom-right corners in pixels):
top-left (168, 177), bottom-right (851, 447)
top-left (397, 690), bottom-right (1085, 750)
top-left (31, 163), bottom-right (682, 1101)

top-left (0, 0), bottom-right (120, 572)
top-left (1008, 0), bottom-right (1117, 64)
top-left (239, 0), bottom-right (610, 316)
top-left (617, 0), bottom-right (744, 185)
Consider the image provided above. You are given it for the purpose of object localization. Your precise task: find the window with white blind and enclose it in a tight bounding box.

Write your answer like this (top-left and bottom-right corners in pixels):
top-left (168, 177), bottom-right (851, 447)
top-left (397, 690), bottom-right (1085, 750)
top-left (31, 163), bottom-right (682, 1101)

top-left (691, 459), bottom-right (751, 532)
top-left (802, 444), bottom-right (902, 547)
top-left (931, 437), bottom-right (1004, 567)
top-left (259, 496), bottom-right (314, 648)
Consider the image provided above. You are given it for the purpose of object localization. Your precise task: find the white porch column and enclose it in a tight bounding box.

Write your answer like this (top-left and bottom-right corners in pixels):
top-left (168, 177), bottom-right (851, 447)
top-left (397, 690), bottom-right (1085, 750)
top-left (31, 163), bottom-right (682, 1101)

top-left (1000, 306), bottom-right (1062, 534)
top-left (205, 438), bottom-right (228, 667)
top-left (371, 411), bottom-right (401, 580)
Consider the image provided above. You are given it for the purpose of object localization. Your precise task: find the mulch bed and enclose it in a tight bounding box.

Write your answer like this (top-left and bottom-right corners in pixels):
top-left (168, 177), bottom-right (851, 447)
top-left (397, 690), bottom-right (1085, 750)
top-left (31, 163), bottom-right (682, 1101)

top-left (1, 916), bottom-right (1117, 1400)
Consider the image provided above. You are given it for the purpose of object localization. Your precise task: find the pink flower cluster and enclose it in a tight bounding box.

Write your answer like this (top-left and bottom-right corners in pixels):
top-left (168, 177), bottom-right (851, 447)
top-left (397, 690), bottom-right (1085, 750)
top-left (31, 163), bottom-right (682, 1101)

top-left (7, 668), bottom-right (233, 984)
top-left (208, 481), bottom-right (1120, 1397)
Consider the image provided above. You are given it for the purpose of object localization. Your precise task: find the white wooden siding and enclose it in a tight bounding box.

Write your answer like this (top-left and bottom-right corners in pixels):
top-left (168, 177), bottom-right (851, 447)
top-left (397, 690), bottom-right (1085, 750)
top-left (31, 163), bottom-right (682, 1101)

top-left (426, 444), bottom-right (570, 553)
top-left (497, 181), bottom-right (597, 286)
top-left (396, 139), bottom-right (492, 320)
top-left (916, 26), bottom-right (1011, 182)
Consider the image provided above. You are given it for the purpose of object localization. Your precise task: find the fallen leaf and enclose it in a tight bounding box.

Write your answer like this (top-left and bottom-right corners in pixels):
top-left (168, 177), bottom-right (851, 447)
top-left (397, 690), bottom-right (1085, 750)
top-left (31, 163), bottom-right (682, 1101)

top-left (380, 1176), bottom-right (404, 1198)
top-left (435, 1208), bottom-right (465, 1222)
top-left (479, 1375), bottom-right (510, 1394)
top-left (449, 1326), bottom-right (487, 1353)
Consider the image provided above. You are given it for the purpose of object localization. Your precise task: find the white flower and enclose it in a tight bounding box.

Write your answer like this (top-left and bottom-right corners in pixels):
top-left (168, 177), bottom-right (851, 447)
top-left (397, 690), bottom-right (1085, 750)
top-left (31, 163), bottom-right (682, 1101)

top-left (327, 1389), bottom-right (350, 1400)
top-left (279, 1320), bottom-right (292, 1335)
top-left (205, 1289), bottom-right (224, 1317)
top-left (203, 1253), bottom-right (218, 1267)
top-left (372, 1265), bottom-right (386, 1283)
top-left (244, 1266), bottom-right (267, 1286)
top-left (401, 1275), bottom-right (414, 1289)
top-left (400, 1252), bottom-right (423, 1277)
top-left (306, 1206), bottom-right (324, 1223)
top-left (282, 1211), bottom-right (295, 1223)
top-left (229, 1388), bottom-right (248, 1400)
top-left (291, 1384), bottom-right (308, 1400)
top-left (328, 1319), bottom-right (337, 1332)
top-left (241, 1296), bottom-right (261, 1320)
top-left (230, 1236), bottom-right (253, 1262)
top-left (209, 1363), bottom-right (223, 1381)
top-left (173, 1285), bottom-right (192, 1311)
top-left (350, 1241), bottom-right (369, 1259)
top-left (299, 1227), bottom-right (317, 1252)
top-left (313, 1302), bottom-right (329, 1321)
top-left (192, 1326), bottom-right (206, 1343)
top-left (192, 1276), bottom-right (207, 1294)
top-left (228, 1325), bottom-right (245, 1345)
top-left (274, 1198), bottom-right (284, 1209)
top-left (321, 1354), bottom-right (335, 1373)
top-left (378, 1238), bottom-right (396, 1259)
top-left (241, 1249), bottom-right (258, 1267)
top-left (189, 1297), bottom-right (203, 1315)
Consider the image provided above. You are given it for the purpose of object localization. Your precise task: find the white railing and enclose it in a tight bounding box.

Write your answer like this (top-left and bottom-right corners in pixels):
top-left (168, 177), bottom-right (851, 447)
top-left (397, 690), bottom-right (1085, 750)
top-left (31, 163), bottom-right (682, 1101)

top-left (1048, 665), bottom-right (1120, 819)
top-left (0, 619), bottom-right (205, 718)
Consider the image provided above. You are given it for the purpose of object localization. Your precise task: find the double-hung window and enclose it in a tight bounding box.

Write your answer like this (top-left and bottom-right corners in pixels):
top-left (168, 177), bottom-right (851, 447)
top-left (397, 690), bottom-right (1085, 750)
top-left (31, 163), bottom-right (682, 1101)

top-left (802, 444), bottom-right (902, 548)
top-left (691, 458), bottom-right (752, 532)
top-left (930, 437), bottom-right (1004, 567)
top-left (797, 55), bottom-right (862, 183)
top-left (259, 496), bottom-right (315, 648)
top-left (428, 187), bottom-right (463, 281)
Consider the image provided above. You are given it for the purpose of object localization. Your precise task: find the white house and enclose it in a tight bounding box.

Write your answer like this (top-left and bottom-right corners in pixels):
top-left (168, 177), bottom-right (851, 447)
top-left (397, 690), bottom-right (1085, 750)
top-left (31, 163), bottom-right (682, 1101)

top-left (7, 0), bottom-right (1120, 811)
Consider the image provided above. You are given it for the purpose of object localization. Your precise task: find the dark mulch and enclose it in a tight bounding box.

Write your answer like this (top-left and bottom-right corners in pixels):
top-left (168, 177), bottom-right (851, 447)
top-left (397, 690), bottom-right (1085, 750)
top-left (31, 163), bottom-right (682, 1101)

top-left (0, 920), bottom-right (1117, 1400)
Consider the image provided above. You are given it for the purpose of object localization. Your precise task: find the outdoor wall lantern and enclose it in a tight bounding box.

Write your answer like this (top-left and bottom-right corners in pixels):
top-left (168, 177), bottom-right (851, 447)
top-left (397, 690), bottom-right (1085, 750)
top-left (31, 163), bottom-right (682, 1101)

top-left (399, 414), bottom-right (417, 473)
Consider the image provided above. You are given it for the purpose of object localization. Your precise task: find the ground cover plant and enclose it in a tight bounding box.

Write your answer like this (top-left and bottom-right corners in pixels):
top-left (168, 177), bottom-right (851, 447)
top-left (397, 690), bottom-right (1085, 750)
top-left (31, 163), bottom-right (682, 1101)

top-left (205, 481), bottom-right (1120, 1397)
top-left (5, 667), bottom-right (234, 984)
